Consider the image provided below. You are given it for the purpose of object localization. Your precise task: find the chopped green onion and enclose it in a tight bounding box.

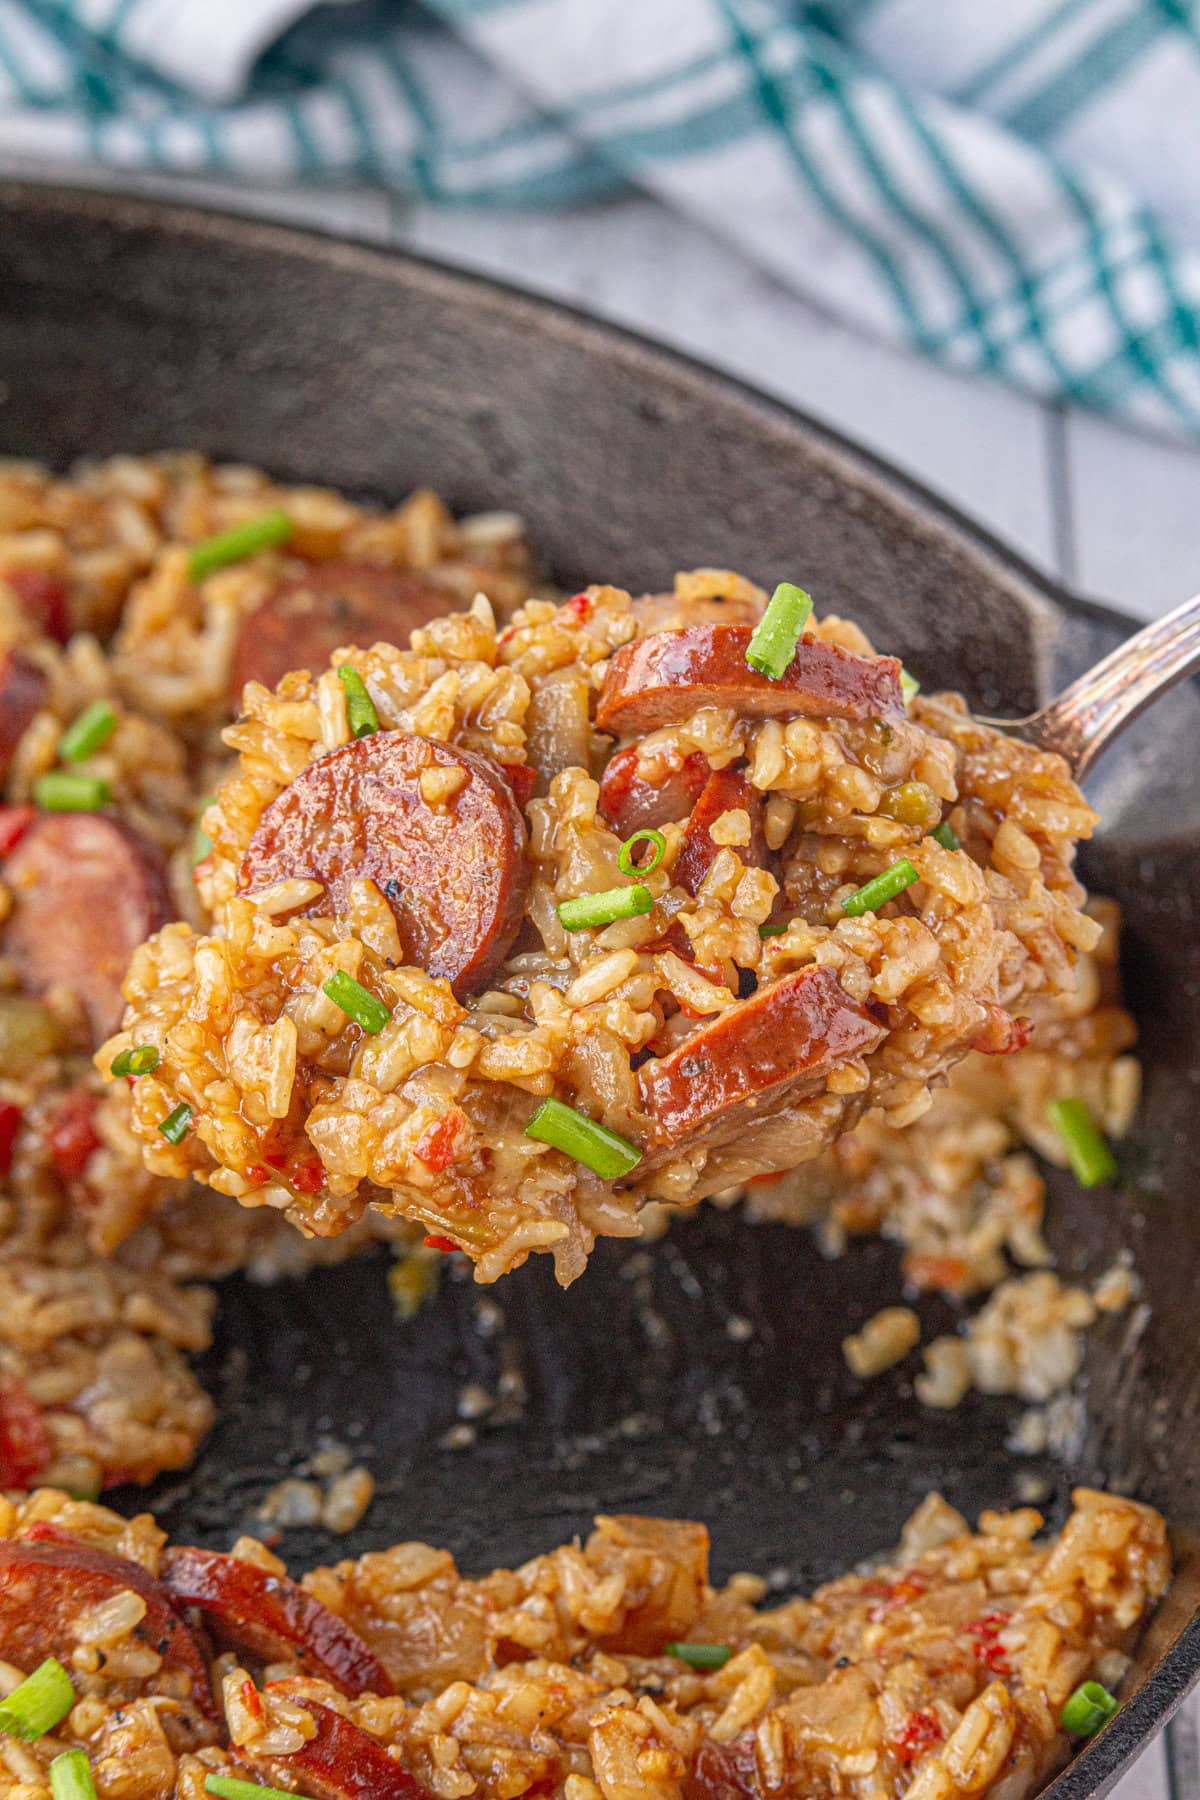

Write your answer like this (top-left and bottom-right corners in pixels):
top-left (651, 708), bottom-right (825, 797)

top-left (188, 509), bottom-right (293, 582)
top-left (322, 970), bottom-right (392, 1035)
top-left (841, 858), bottom-right (919, 917)
top-left (110, 1045), bottom-right (160, 1078)
top-left (746, 582), bottom-right (814, 680)
top-left (58, 701), bottom-right (116, 763)
top-left (931, 821), bottom-right (961, 852)
top-left (759, 922), bottom-right (789, 938)
top-left (1061, 1681), bottom-right (1119, 1737)
top-left (525, 1096), bottom-right (642, 1179)
top-left (665, 1643), bottom-right (733, 1671)
top-left (0, 1658), bottom-right (74, 1740)
top-left (900, 668), bottom-right (921, 706)
top-left (192, 795), bottom-right (216, 866)
top-left (1046, 1098), bottom-right (1117, 1188)
top-left (33, 772), bottom-right (109, 813)
top-left (617, 828), bottom-right (666, 877)
top-left (558, 884), bottom-right (653, 932)
top-left (157, 1102), bottom-right (193, 1145)
top-left (50, 1751), bottom-right (97, 1800)
top-left (206, 1778), bottom-right (313, 1800)
top-left (337, 666), bottom-right (379, 740)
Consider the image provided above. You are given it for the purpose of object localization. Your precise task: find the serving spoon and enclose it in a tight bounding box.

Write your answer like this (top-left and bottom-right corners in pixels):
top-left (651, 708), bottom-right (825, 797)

top-left (978, 589), bottom-right (1200, 779)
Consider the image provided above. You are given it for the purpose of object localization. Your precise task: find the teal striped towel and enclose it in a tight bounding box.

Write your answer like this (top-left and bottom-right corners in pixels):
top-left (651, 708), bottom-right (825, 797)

top-left (2, 0), bottom-right (1200, 437)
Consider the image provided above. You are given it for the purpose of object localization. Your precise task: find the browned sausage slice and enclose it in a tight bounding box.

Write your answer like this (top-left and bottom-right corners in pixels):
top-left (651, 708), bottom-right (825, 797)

top-left (673, 766), bottom-right (768, 897)
top-left (162, 1546), bottom-right (392, 1697)
top-left (638, 966), bottom-right (885, 1151)
top-left (3, 814), bottom-right (171, 1044)
top-left (242, 1699), bottom-right (432, 1800)
top-left (230, 562), bottom-right (455, 697)
top-left (597, 746), bottom-right (710, 838)
top-left (0, 1534), bottom-right (218, 1732)
top-left (597, 625), bottom-right (904, 736)
top-left (0, 652), bottom-right (48, 783)
top-left (240, 731), bottom-right (528, 999)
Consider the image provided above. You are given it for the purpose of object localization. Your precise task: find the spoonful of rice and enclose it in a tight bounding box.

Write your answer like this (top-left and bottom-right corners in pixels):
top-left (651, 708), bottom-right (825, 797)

top-left (97, 573), bottom-right (1200, 1285)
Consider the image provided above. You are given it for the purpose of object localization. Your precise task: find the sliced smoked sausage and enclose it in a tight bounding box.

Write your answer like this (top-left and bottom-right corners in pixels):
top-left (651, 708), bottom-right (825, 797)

top-left (0, 652), bottom-right (48, 783)
top-left (638, 966), bottom-right (885, 1151)
top-left (162, 1546), bottom-right (392, 1697)
top-left (230, 562), bottom-right (455, 698)
top-left (673, 766), bottom-right (768, 897)
top-left (597, 625), bottom-right (904, 737)
top-left (597, 746), bottom-right (710, 838)
top-left (0, 1535), bottom-right (218, 1733)
top-left (242, 1698), bottom-right (431, 1800)
top-left (3, 814), bottom-right (171, 1044)
top-left (239, 730), bottom-right (528, 998)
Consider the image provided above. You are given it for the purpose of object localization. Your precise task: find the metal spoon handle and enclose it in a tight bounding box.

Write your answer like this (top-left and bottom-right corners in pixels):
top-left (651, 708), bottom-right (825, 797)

top-left (1019, 589), bottom-right (1200, 779)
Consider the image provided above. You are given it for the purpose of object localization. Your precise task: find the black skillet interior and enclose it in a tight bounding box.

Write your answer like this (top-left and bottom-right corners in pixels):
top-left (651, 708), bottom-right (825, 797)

top-left (2, 183), bottom-right (1199, 1797)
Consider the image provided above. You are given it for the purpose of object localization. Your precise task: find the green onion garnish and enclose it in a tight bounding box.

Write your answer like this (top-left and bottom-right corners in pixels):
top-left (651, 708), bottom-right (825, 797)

top-left (50, 1751), bottom-right (97, 1800)
top-left (110, 1045), bottom-right (159, 1078)
top-left (336, 666), bottom-right (379, 740)
top-left (841, 858), bottom-right (919, 917)
top-left (617, 828), bottom-right (666, 878)
top-left (58, 701), bottom-right (116, 763)
top-left (1046, 1098), bottom-right (1117, 1188)
top-left (746, 582), bottom-right (814, 680)
top-left (1061, 1680), bottom-right (1119, 1737)
top-left (931, 821), bottom-right (960, 852)
top-left (759, 922), bottom-right (789, 938)
top-left (157, 1102), bottom-right (193, 1145)
top-left (322, 970), bottom-right (392, 1035)
top-left (525, 1096), bottom-right (642, 1179)
top-left (206, 1778), bottom-right (312, 1800)
top-left (900, 668), bottom-right (921, 706)
top-left (665, 1643), bottom-right (733, 1671)
top-left (0, 1657), bottom-right (74, 1740)
top-left (558, 884), bottom-right (652, 932)
top-left (33, 772), bottom-right (109, 813)
top-left (188, 510), bottom-right (293, 582)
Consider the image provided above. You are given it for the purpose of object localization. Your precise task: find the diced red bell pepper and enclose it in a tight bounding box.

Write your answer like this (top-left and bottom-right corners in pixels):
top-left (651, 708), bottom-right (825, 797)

top-left (0, 1103), bottom-right (22, 1177)
top-left (894, 1710), bottom-right (944, 1763)
top-left (414, 1110), bottom-right (467, 1174)
top-left (4, 570), bottom-right (70, 642)
top-left (0, 806), bottom-right (35, 858)
top-left (0, 1382), bottom-right (51, 1488)
top-left (47, 1090), bottom-right (101, 1180)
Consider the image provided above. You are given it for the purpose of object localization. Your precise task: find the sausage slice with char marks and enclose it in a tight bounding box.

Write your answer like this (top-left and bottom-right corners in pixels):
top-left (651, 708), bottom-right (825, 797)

top-left (637, 965), bottom-right (885, 1153)
top-left (3, 813), bottom-right (171, 1044)
top-left (597, 747), bottom-right (710, 838)
top-left (673, 766), bottom-right (769, 897)
top-left (241, 1698), bottom-right (432, 1800)
top-left (0, 652), bottom-right (48, 783)
top-left (162, 1546), bottom-right (392, 1697)
top-left (0, 1535), bottom-right (218, 1735)
top-left (230, 562), bottom-right (455, 698)
top-left (597, 624), bottom-right (904, 737)
top-left (239, 730), bottom-right (528, 999)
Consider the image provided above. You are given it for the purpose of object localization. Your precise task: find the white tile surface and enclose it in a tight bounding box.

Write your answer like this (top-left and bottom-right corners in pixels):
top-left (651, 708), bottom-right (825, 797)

top-left (1066, 405), bottom-right (1200, 619)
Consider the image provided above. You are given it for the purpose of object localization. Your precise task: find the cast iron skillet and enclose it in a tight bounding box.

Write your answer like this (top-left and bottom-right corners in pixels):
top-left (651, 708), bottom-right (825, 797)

top-left (2, 182), bottom-right (1199, 1800)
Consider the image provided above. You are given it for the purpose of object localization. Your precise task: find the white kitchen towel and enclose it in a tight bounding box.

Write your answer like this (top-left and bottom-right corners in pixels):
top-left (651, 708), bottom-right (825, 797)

top-left (2, 0), bottom-right (1200, 437)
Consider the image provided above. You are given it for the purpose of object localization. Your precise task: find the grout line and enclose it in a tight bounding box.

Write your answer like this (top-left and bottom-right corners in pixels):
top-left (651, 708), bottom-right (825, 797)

top-left (1045, 402), bottom-right (1078, 592)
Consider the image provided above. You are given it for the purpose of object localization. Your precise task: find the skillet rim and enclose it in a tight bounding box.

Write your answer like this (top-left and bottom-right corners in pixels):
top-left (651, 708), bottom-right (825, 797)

top-left (0, 173), bottom-right (1195, 1800)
